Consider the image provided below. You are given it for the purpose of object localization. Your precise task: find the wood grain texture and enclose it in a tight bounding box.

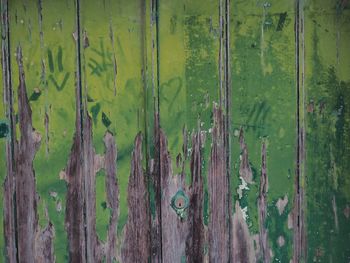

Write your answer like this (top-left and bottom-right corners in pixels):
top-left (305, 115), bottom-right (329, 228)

top-left (231, 0), bottom-right (297, 261)
top-left (208, 106), bottom-right (230, 262)
top-left (121, 133), bottom-right (150, 263)
top-left (14, 46), bottom-right (55, 263)
top-left (186, 130), bottom-right (205, 262)
top-left (0, 0), bottom-right (349, 262)
top-left (1, 0), bottom-right (17, 261)
top-left (103, 132), bottom-right (119, 263)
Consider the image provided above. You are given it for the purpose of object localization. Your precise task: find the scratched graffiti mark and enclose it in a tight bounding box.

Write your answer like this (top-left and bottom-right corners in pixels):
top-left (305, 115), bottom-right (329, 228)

top-left (88, 39), bottom-right (113, 77)
top-left (234, 101), bottom-right (270, 135)
top-left (47, 46), bottom-right (70, 91)
top-left (160, 77), bottom-right (183, 112)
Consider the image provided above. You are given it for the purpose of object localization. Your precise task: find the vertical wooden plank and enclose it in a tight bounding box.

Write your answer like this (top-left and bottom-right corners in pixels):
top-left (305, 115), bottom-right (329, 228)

top-left (231, 0), bottom-right (297, 262)
top-left (37, 1), bottom-right (77, 261)
top-left (8, 0), bottom-right (77, 261)
top-left (304, 0), bottom-right (350, 261)
top-left (79, 0), bottom-right (148, 261)
top-left (1, 0), bottom-right (16, 261)
top-left (155, 0), bottom-right (232, 261)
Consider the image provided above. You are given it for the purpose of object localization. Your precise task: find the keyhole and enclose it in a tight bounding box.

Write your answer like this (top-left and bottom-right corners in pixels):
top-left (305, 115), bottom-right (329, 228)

top-left (171, 189), bottom-right (189, 219)
top-left (176, 197), bottom-right (184, 208)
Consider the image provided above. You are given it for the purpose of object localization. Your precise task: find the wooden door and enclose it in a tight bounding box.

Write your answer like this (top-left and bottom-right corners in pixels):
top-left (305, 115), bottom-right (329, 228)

top-left (0, 0), bottom-right (349, 262)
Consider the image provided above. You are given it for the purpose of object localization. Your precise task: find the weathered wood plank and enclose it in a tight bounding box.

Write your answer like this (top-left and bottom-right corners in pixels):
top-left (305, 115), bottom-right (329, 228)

top-left (155, 0), bottom-right (225, 261)
top-left (121, 133), bottom-right (150, 263)
top-left (1, 0), bottom-right (349, 262)
top-left (7, 1), bottom-right (77, 262)
top-left (79, 0), bottom-right (147, 261)
top-left (208, 106), bottom-right (230, 262)
top-left (38, 1), bottom-right (77, 261)
top-left (304, 0), bottom-right (350, 261)
top-left (230, 0), bottom-right (297, 262)
top-left (1, 0), bottom-right (16, 261)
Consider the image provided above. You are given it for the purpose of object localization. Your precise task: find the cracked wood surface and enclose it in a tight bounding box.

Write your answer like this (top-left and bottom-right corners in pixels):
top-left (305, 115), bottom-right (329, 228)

top-left (0, 0), bottom-right (349, 262)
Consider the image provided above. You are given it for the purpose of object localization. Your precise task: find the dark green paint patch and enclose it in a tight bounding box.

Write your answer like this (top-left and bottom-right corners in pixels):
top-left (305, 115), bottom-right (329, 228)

top-left (276, 12), bottom-right (288, 31)
top-left (47, 48), bottom-right (54, 73)
top-left (102, 112), bottom-right (112, 128)
top-left (101, 201), bottom-right (107, 210)
top-left (29, 89), bottom-right (42, 101)
top-left (0, 121), bottom-right (9, 138)
top-left (90, 103), bottom-right (101, 125)
top-left (57, 46), bottom-right (63, 72)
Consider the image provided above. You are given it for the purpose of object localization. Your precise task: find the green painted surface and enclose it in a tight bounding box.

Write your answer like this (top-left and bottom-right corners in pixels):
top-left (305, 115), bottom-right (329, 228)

top-left (8, 1), bottom-right (76, 261)
top-left (304, 0), bottom-right (350, 262)
top-left (0, 0), bottom-right (349, 262)
top-left (231, 0), bottom-right (296, 261)
top-left (80, 0), bottom-right (146, 239)
top-left (157, 0), bottom-right (221, 226)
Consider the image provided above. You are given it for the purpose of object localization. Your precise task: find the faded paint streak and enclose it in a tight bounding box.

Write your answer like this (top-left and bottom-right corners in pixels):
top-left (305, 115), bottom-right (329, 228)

top-left (208, 106), bottom-right (230, 262)
top-left (257, 142), bottom-right (270, 263)
top-left (121, 133), bottom-right (150, 263)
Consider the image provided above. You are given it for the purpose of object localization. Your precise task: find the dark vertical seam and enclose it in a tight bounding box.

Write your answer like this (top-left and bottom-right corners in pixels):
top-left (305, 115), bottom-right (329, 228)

top-left (75, 0), bottom-right (87, 261)
top-left (155, 0), bottom-right (163, 259)
top-left (75, 0), bottom-right (83, 137)
top-left (140, 0), bottom-right (152, 259)
top-left (152, 0), bottom-right (163, 260)
top-left (224, 0), bottom-right (232, 261)
top-left (295, 0), bottom-right (302, 261)
top-left (2, 0), bottom-right (19, 261)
